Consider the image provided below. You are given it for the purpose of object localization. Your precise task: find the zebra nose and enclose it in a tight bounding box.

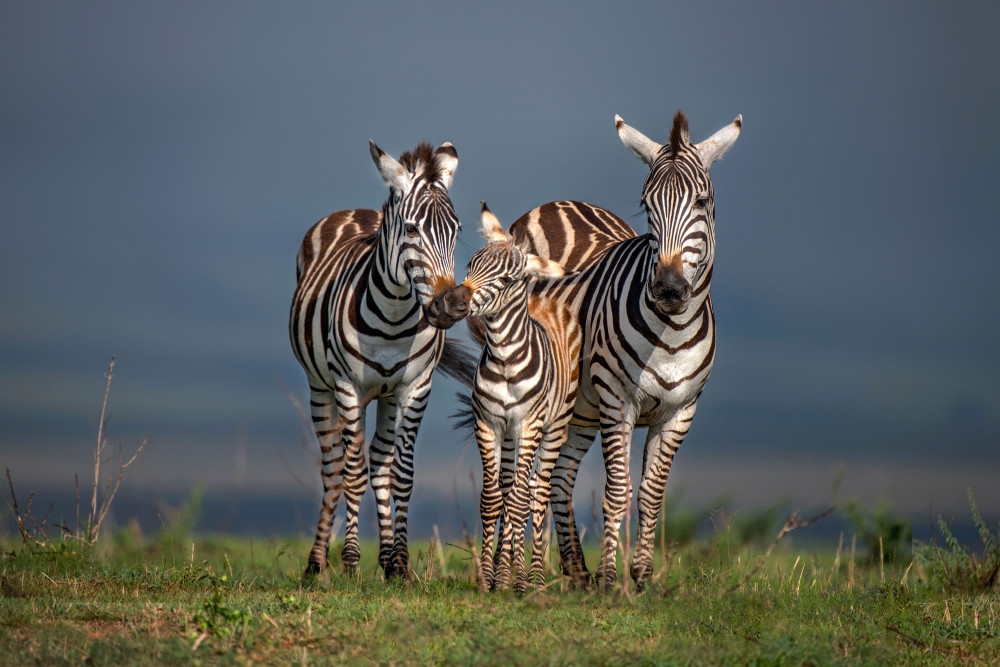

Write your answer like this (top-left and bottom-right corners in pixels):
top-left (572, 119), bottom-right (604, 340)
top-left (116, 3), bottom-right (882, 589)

top-left (425, 284), bottom-right (471, 329)
top-left (442, 284), bottom-right (471, 317)
top-left (650, 266), bottom-right (691, 314)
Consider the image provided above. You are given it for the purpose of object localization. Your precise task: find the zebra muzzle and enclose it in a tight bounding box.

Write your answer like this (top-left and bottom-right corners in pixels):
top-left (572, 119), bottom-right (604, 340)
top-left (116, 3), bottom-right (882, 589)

top-left (650, 264), bottom-right (691, 315)
top-left (425, 284), bottom-right (471, 329)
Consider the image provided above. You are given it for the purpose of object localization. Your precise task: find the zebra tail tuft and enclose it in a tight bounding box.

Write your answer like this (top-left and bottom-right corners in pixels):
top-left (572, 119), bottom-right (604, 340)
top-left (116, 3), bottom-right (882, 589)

top-left (437, 336), bottom-right (478, 389)
top-left (449, 391), bottom-right (476, 442)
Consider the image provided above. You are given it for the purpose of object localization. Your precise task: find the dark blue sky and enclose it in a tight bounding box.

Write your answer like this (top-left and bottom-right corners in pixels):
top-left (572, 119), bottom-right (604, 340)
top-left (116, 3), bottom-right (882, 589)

top-left (2, 2), bottom-right (998, 529)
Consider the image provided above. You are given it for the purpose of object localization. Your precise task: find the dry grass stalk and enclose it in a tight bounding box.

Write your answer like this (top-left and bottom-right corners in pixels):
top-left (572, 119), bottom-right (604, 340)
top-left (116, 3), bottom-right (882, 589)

top-left (86, 357), bottom-right (148, 544)
top-left (827, 531), bottom-right (844, 589)
top-left (727, 506), bottom-right (834, 594)
top-left (879, 536), bottom-right (885, 584)
top-left (849, 533), bottom-right (857, 589)
top-left (433, 524), bottom-right (448, 576)
top-left (3, 469), bottom-right (54, 547)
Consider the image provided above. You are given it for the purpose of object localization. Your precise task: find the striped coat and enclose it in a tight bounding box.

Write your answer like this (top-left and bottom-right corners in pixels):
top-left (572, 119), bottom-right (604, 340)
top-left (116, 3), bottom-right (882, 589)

top-left (290, 140), bottom-right (474, 579)
top-left (509, 112), bottom-right (742, 590)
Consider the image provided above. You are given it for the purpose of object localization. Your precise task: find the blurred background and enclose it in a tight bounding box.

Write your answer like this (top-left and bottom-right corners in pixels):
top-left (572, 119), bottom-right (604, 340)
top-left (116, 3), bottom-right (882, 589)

top-left (2, 2), bottom-right (998, 544)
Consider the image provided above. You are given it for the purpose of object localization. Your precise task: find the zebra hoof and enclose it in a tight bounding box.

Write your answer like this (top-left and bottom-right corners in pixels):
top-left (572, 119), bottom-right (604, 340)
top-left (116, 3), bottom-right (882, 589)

top-left (303, 559), bottom-right (325, 579)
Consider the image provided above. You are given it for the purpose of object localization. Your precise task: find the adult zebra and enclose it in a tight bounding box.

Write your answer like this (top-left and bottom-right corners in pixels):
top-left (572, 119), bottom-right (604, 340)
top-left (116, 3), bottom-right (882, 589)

top-left (289, 140), bottom-right (475, 579)
top-left (509, 111), bottom-right (742, 590)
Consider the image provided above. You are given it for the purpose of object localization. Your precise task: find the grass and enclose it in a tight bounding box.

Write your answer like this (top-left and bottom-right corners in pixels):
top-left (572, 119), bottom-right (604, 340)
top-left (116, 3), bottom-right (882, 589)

top-left (2, 515), bottom-right (998, 666)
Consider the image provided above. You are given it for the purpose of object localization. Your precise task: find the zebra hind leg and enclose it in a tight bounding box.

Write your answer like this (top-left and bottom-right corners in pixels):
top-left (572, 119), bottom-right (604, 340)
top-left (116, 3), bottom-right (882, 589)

top-left (550, 427), bottom-right (595, 589)
top-left (305, 388), bottom-right (344, 577)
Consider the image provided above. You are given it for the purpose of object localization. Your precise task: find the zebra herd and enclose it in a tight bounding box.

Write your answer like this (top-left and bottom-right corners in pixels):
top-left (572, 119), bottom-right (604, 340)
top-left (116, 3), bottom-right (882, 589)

top-left (288, 110), bottom-right (742, 592)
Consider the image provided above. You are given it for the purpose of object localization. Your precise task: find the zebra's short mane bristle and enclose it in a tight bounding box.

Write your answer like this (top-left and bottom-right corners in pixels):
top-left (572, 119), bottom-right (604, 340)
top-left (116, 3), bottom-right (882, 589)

top-left (398, 141), bottom-right (446, 185)
top-left (670, 111), bottom-right (689, 155)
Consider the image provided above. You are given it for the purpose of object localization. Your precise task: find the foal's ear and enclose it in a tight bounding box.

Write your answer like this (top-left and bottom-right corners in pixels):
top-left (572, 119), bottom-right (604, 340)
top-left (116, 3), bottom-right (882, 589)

top-left (479, 201), bottom-right (510, 243)
top-left (523, 254), bottom-right (566, 281)
top-left (370, 140), bottom-right (413, 194)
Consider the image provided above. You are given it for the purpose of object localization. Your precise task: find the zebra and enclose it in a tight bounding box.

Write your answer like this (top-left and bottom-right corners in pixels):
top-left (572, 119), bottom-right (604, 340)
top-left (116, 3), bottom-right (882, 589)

top-left (451, 202), bottom-right (581, 592)
top-left (289, 140), bottom-right (476, 579)
top-left (506, 111), bottom-right (743, 590)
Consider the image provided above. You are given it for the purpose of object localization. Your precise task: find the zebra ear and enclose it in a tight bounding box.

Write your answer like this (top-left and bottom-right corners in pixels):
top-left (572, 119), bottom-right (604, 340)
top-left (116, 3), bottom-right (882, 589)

top-left (480, 201), bottom-right (510, 243)
top-left (694, 115), bottom-right (742, 168)
top-left (370, 140), bottom-right (413, 194)
top-left (434, 142), bottom-right (458, 190)
top-left (616, 115), bottom-right (663, 166)
top-left (523, 254), bottom-right (566, 281)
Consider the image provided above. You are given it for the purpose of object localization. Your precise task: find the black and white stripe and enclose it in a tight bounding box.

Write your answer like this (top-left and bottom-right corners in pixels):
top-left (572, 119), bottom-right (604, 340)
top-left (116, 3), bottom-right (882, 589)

top-left (289, 140), bottom-right (474, 579)
top-left (511, 111), bottom-right (742, 590)
top-left (457, 203), bottom-right (580, 592)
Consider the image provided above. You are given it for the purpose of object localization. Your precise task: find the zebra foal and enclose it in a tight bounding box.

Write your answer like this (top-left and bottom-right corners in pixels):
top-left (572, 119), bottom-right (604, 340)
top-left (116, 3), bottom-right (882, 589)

top-left (450, 202), bottom-right (581, 592)
top-left (289, 140), bottom-right (474, 579)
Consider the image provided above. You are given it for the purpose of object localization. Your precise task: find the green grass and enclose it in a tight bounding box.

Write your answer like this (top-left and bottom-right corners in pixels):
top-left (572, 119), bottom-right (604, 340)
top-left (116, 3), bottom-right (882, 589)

top-left (2, 526), bottom-right (998, 666)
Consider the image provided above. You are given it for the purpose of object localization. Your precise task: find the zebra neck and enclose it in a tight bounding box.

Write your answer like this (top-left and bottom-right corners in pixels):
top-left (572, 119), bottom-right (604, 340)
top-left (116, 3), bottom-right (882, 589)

top-left (482, 294), bottom-right (534, 365)
top-left (367, 214), bottom-right (418, 321)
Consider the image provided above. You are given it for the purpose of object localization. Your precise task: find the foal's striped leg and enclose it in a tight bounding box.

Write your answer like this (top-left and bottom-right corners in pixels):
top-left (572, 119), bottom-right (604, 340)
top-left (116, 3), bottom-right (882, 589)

top-left (475, 419), bottom-right (502, 592)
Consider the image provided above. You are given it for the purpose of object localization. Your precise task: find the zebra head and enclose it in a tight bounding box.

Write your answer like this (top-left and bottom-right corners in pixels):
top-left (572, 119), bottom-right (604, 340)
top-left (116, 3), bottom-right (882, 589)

top-left (616, 111), bottom-right (741, 315)
top-left (369, 140), bottom-right (465, 329)
top-left (452, 202), bottom-right (567, 318)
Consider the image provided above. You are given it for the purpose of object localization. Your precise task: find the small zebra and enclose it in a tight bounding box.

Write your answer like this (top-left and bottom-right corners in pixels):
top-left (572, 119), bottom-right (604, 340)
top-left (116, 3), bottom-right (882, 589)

top-left (452, 202), bottom-right (579, 592)
top-left (289, 140), bottom-right (475, 579)
top-left (509, 111), bottom-right (742, 590)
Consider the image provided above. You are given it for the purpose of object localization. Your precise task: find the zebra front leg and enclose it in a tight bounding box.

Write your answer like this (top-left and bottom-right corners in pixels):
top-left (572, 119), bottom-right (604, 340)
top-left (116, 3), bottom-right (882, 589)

top-left (631, 401), bottom-right (697, 592)
top-left (475, 419), bottom-right (503, 592)
top-left (334, 383), bottom-right (368, 572)
top-left (387, 381), bottom-right (431, 580)
top-left (528, 431), bottom-right (561, 588)
top-left (368, 396), bottom-right (397, 577)
top-left (492, 435), bottom-right (521, 591)
top-left (305, 387), bottom-right (344, 576)
top-left (597, 406), bottom-right (637, 591)
top-left (551, 426), bottom-right (596, 588)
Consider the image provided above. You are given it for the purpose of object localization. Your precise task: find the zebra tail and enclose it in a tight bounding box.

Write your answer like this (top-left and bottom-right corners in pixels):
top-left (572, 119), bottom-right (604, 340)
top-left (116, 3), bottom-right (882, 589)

top-left (465, 315), bottom-right (487, 348)
top-left (449, 391), bottom-right (476, 442)
top-left (437, 336), bottom-right (478, 389)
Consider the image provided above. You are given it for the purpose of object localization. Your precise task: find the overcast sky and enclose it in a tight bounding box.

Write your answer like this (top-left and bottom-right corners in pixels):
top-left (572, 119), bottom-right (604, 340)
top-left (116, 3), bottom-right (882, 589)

top-left (2, 2), bottom-right (998, 531)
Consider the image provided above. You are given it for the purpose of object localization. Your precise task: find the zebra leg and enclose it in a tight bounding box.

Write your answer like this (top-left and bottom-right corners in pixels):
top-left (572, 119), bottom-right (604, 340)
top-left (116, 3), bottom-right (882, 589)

top-left (510, 426), bottom-right (544, 593)
top-left (492, 435), bottom-right (518, 591)
top-left (597, 405), bottom-right (637, 591)
top-left (305, 387), bottom-right (344, 575)
top-left (631, 401), bottom-right (697, 592)
top-left (475, 419), bottom-right (502, 592)
top-left (551, 426), bottom-right (597, 588)
top-left (387, 380), bottom-right (431, 580)
top-left (334, 382), bottom-right (368, 572)
top-left (368, 396), bottom-right (397, 577)
top-left (528, 430), bottom-right (561, 588)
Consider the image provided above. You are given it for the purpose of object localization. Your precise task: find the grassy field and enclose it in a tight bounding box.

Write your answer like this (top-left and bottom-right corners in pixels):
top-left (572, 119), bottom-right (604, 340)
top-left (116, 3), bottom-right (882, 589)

top-left (2, 510), bottom-right (999, 667)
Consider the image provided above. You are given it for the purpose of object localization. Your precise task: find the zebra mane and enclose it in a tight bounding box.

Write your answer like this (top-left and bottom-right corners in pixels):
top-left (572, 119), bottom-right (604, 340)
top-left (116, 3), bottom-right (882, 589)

top-left (398, 141), bottom-right (448, 185)
top-left (669, 110), bottom-right (689, 155)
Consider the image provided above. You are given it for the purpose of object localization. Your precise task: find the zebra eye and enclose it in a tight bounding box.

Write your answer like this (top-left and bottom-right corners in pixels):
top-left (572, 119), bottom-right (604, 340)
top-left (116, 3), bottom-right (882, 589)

top-left (694, 196), bottom-right (709, 208)
top-left (499, 276), bottom-right (515, 286)
top-left (403, 223), bottom-right (420, 237)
